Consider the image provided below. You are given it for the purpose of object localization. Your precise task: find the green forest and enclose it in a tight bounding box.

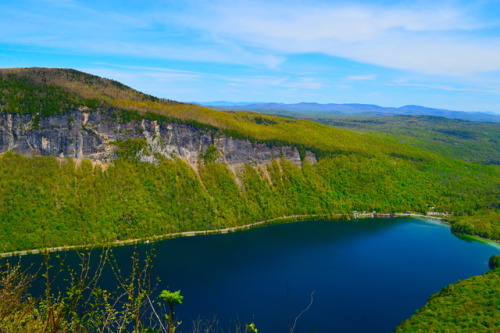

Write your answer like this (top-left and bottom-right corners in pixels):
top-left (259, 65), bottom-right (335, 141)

top-left (220, 108), bottom-right (500, 165)
top-left (0, 68), bottom-right (498, 332)
top-left (309, 115), bottom-right (500, 165)
top-left (1, 68), bottom-right (497, 253)
top-left (396, 255), bottom-right (500, 332)
top-left (0, 150), bottom-right (498, 253)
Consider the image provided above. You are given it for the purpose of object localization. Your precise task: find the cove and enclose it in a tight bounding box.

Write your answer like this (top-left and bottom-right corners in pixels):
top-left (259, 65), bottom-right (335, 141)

top-left (20, 218), bottom-right (500, 332)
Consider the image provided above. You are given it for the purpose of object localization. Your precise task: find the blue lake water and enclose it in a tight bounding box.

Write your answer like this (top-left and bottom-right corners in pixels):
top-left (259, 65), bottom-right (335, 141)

top-left (16, 218), bottom-right (500, 332)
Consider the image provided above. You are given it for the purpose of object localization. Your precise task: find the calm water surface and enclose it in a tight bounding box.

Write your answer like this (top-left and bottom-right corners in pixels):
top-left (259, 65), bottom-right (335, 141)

top-left (20, 218), bottom-right (500, 332)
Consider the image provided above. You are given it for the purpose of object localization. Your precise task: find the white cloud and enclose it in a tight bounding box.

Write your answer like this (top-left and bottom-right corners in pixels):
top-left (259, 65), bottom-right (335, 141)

top-left (181, 1), bottom-right (500, 75)
top-left (220, 75), bottom-right (287, 86)
top-left (0, 1), bottom-right (284, 69)
top-left (396, 82), bottom-right (500, 95)
top-left (5, 0), bottom-right (499, 76)
top-left (36, 0), bottom-right (83, 9)
top-left (210, 4), bottom-right (473, 42)
top-left (346, 75), bottom-right (376, 81)
top-left (92, 64), bottom-right (201, 79)
top-left (285, 77), bottom-right (322, 89)
top-left (81, 67), bottom-right (201, 84)
top-left (79, 67), bottom-right (202, 100)
top-left (218, 75), bottom-right (322, 89)
top-left (3, 0), bottom-right (500, 109)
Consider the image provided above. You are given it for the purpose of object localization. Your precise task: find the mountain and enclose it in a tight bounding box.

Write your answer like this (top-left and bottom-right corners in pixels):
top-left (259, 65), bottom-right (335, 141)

top-left (397, 105), bottom-right (500, 122)
top-left (0, 68), bottom-right (441, 168)
top-left (200, 102), bottom-right (500, 123)
top-left (0, 67), bottom-right (498, 333)
top-left (0, 67), bottom-right (498, 254)
top-left (192, 101), bottom-right (266, 107)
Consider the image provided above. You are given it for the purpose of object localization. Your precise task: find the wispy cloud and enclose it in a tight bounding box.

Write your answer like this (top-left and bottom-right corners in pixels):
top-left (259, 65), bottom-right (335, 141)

top-left (3, 0), bottom-right (499, 75)
top-left (1, 0), bottom-right (500, 111)
top-left (218, 75), bottom-right (322, 90)
top-left (396, 82), bottom-right (500, 95)
top-left (180, 1), bottom-right (500, 75)
top-left (82, 67), bottom-right (202, 86)
top-left (0, 2), bottom-right (283, 69)
top-left (219, 75), bottom-right (287, 86)
top-left (285, 77), bottom-right (322, 89)
top-left (346, 75), bottom-right (377, 81)
top-left (36, 0), bottom-right (84, 9)
top-left (91, 63), bottom-right (201, 79)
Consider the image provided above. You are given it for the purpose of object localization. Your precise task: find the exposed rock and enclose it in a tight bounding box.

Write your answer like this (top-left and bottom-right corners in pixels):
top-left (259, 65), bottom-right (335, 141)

top-left (0, 111), bottom-right (317, 168)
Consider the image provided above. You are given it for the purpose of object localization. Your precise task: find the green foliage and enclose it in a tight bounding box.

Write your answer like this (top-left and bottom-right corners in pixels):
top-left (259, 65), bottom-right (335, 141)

top-left (0, 67), bottom-right (498, 331)
top-left (0, 67), bottom-right (171, 106)
top-left (450, 211), bottom-right (500, 240)
top-left (112, 138), bottom-right (149, 161)
top-left (0, 250), bottom-right (191, 333)
top-left (0, 67), bottom-right (498, 250)
top-left (158, 290), bottom-right (183, 333)
top-left (203, 145), bottom-right (219, 163)
top-left (158, 290), bottom-right (183, 307)
top-left (0, 73), bottom-right (82, 116)
top-left (301, 115), bottom-right (500, 165)
top-left (0, 151), bottom-right (497, 253)
top-left (0, 68), bottom-right (438, 162)
top-left (246, 115), bottom-right (278, 125)
top-left (489, 255), bottom-right (500, 270)
top-left (247, 322), bottom-right (259, 332)
top-left (0, 255), bottom-right (260, 332)
top-left (396, 267), bottom-right (500, 332)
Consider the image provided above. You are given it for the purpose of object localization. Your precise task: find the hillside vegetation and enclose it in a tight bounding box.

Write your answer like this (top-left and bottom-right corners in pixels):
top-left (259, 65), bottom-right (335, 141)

top-left (0, 67), bottom-right (499, 332)
top-left (206, 102), bottom-right (500, 122)
top-left (0, 68), bottom-right (451, 159)
top-left (396, 257), bottom-right (500, 332)
top-left (310, 116), bottom-right (500, 165)
top-left (1, 150), bottom-right (498, 252)
top-left (216, 106), bottom-right (500, 165)
top-left (0, 67), bottom-right (499, 252)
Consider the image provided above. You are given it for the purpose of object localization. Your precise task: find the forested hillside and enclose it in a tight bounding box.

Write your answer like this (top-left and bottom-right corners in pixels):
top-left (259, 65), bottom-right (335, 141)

top-left (0, 67), bottom-right (498, 253)
top-left (204, 102), bottom-right (500, 123)
top-left (309, 116), bottom-right (500, 165)
top-left (2, 151), bottom-right (497, 252)
top-left (0, 67), bottom-right (499, 333)
top-left (0, 68), bottom-right (466, 160)
top-left (396, 255), bottom-right (500, 332)
top-left (215, 106), bottom-right (500, 165)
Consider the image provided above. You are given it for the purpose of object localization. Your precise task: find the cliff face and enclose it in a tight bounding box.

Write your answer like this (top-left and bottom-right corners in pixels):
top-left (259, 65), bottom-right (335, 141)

top-left (0, 110), bottom-right (317, 167)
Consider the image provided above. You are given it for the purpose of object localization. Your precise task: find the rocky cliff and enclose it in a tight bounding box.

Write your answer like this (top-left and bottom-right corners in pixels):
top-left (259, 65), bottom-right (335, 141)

top-left (0, 110), bottom-right (317, 168)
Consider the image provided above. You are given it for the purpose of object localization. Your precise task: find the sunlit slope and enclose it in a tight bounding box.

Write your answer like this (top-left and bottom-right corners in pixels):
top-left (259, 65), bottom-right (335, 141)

top-left (0, 67), bottom-right (175, 103)
top-left (1, 68), bottom-right (498, 333)
top-left (302, 116), bottom-right (500, 165)
top-left (0, 67), bottom-right (432, 160)
top-left (0, 67), bottom-right (498, 251)
top-left (396, 265), bottom-right (500, 332)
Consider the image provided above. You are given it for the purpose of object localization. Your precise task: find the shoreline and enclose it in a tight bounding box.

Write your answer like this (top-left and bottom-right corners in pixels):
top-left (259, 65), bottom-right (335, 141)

top-left (0, 214), bottom-right (332, 258)
top-left (0, 212), bottom-right (495, 258)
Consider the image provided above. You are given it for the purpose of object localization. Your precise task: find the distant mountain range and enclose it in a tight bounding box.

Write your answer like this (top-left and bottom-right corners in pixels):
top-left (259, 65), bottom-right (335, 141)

top-left (198, 102), bottom-right (500, 123)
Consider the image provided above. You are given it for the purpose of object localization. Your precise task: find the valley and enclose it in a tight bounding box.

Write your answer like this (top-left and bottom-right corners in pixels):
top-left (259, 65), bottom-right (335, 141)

top-left (0, 68), bottom-right (498, 332)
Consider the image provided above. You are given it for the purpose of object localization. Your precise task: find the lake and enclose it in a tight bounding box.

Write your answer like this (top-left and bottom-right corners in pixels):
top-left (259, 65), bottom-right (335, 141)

top-left (18, 218), bottom-right (500, 332)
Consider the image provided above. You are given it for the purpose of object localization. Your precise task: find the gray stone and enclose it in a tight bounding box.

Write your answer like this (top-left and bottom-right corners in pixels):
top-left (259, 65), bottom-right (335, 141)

top-left (0, 111), bottom-right (317, 167)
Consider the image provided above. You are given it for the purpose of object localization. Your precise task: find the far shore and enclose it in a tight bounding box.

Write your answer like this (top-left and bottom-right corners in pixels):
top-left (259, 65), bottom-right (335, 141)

top-left (0, 212), bottom-right (486, 258)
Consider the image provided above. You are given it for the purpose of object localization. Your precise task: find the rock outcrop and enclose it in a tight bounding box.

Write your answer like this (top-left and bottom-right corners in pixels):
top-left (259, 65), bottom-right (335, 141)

top-left (0, 111), bottom-right (317, 168)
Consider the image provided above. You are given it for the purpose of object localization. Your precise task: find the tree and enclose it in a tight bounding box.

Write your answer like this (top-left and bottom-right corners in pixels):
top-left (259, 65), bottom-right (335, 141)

top-left (158, 290), bottom-right (183, 333)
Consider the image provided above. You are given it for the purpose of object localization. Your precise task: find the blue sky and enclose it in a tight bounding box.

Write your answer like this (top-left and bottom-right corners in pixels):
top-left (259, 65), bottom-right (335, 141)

top-left (1, 0), bottom-right (500, 113)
